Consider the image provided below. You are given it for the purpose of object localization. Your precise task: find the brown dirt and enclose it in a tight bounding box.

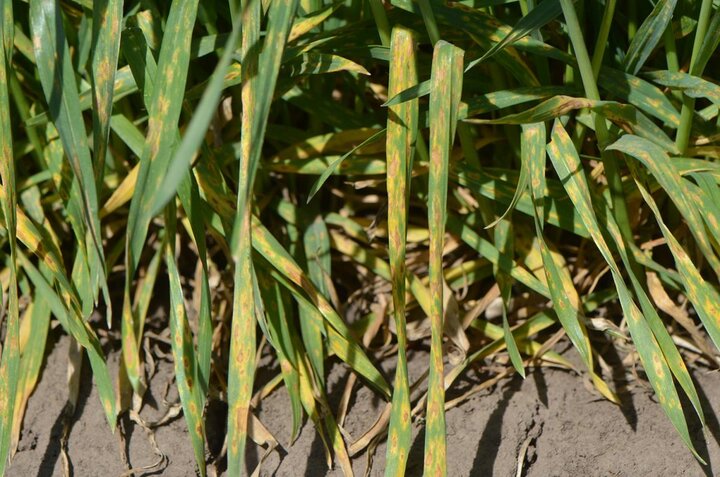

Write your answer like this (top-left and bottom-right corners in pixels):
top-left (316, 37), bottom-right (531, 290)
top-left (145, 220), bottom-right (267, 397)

top-left (8, 334), bottom-right (720, 477)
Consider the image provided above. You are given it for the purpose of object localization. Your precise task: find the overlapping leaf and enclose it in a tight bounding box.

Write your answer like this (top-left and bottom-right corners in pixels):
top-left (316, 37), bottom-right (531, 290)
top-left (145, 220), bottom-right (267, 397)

top-left (548, 121), bottom-right (702, 460)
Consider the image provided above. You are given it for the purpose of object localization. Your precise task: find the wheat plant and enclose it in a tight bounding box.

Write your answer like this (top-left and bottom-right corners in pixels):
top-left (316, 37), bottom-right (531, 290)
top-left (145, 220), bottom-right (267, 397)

top-left (1, 0), bottom-right (720, 475)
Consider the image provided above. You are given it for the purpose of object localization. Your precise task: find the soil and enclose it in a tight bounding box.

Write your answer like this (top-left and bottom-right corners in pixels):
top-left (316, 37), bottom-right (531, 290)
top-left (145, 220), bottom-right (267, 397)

top-left (7, 332), bottom-right (720, 477)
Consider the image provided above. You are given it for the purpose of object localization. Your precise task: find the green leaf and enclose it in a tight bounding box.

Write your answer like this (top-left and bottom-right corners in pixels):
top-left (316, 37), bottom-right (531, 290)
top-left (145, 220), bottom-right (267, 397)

top-left (30, 0), bottom-right (110, 322)
top-left (306, 128), bottom-right (386, 201)
top-left (0, 1), bottom-right (19, 468)
top-left (120, 0), bottom-right (199, 398)
top-left (253, 220), bottom-right (391, 397)
top-left (10, 294), bottom-right (51, 459)
top-left (693, 7), bottom-right (720, 75)
top-left (283, 52), bottom-right (370, 76)
top-left (300, 214), bottom-right (331, 383)
top-left (125, 0), bottom-right (200, 267)
top-left (494, 217), bottom-right (526, 378)
top-left (623, 0), bottom-right (677, 75)
top-left (462, 86), bottom-right (577, 119)
top-left (150, 3), bottom-right (241, 216)
top-left (164, 206), bottom-right (206, 477)
top-left (256, 276), bottom-right (303, 442)
top-left (24, 66), bottom-right (138, 129)
top-left (18, 252), bottom-right (117, 432)
top-left (383, 80), bottom-right (430, 107)
top-left (465, 0), bottom-right (561, 72)
top-left (176, 173), bottom-right (213, 399)
top-left (447, 212), bottom-right (550, 298)
top-left (90, 0), bottom-right (123, 186)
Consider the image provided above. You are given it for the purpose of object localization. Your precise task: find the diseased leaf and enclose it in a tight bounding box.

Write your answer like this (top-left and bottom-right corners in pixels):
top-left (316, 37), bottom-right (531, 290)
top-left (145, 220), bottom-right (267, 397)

top-left (425, 40), bottom-right (464, 477)
top-left (548, 121), bottom-right (702, 461)
top-left (608, 135), bottom-right (720, 277)
top-left (645, 70), bottom-right (720, 106)
top-left (624, 0), bottom-right (677, 75)
top-left (385, 26), bottom-right (419, 476)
